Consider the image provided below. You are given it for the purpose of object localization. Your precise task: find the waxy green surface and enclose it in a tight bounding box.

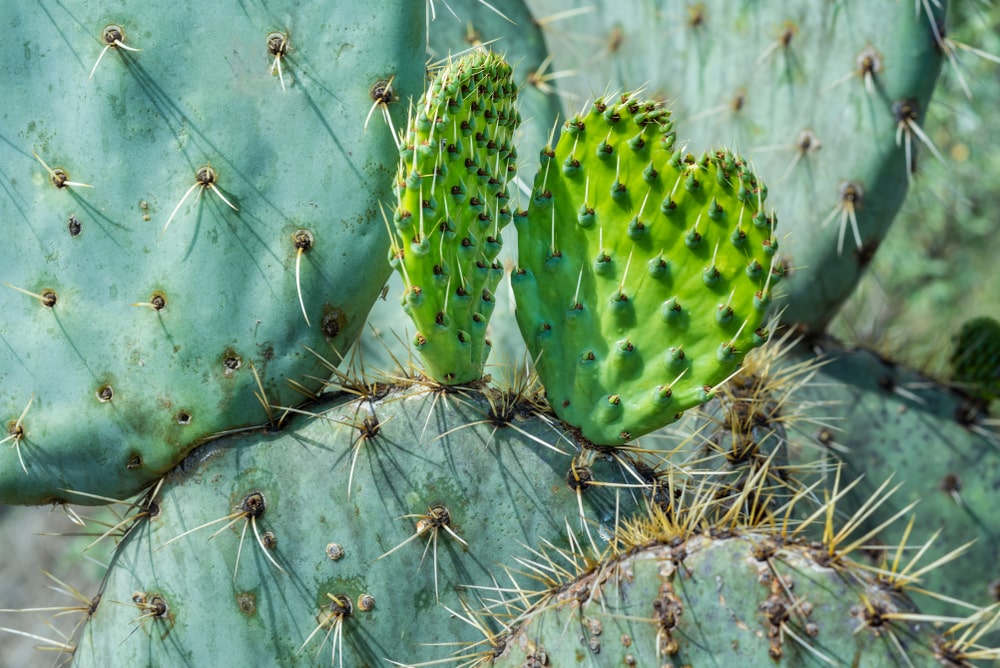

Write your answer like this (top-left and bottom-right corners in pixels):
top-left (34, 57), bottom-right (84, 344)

top-left (513, 95), bottom-right (779, 444)
top-left (391, 51), bottom-right (520, 384)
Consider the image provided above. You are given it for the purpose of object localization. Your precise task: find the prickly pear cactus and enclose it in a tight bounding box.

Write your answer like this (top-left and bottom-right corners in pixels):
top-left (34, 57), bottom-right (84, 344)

top-left (364, 0), bottom-right (563, 372)
top-left (0, 1), bottom-right (424, 505)
top-left (390, 50), bottom-right (520, 384)
top-left (491, 527), bottom-right (994, 666)
top-left (70, 379), bottom-right (658, 666)
top-left (513, 95), bottom-right (779, 445)
top-left (781, 340), bottom-right (1000, 617)
top-left (526, 0), bottom-right (946, 332)
top-left (828, 3), bottom-right (1000, 372)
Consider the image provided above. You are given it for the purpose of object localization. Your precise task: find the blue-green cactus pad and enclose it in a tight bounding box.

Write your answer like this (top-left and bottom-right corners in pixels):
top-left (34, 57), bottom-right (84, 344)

top-left (0, 0), bottom-right (424, 504)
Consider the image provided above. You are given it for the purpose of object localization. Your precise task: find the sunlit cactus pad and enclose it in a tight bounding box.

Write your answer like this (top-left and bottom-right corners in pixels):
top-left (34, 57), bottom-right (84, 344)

top-left (390, 50), bottom-right (520, 384)
top-left (512, 94), bottom-right (780, 444)
top-left (0, 1), bottom-right (424, 505)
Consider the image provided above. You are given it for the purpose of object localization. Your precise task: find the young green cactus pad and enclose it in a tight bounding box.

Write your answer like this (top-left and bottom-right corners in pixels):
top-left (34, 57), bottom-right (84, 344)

top-left (363, 0), bottom-right (562, 372)
top-left (70, 375), bottom-right (663, 666)
top-left (951, 316), bottom-right (1000, 402)
top-left (512, 94), bottom-right (779, 445)
top-left (390, 50), bottom-right (520, 384)
top-left (525, 0), bottom-right (946, 333)
top-left (0, 1), bottom-right (425, 505)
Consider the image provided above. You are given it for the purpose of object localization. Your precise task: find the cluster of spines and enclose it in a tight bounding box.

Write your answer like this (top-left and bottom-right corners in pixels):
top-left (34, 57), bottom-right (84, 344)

top-left (15, 345), bottom-right (1000, 666)
top-left (512, 92), bottom-right (780, 445)
top-left (482, 468), bottom-right (1000, 667)
top-left (390, 50), bottom-right (519, 384)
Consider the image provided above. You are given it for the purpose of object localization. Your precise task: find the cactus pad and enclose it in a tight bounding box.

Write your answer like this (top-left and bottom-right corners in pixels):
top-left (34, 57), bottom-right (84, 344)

top-left (70, 380), bottom-right (652, 666)
top-left (390, 50), bottom-right (520, 384)
top-left (0, 1), bottom-right (424, 505)
top-left (491, 528), bottom-right (989, 666)
top-left (512, 95), bottom-right (779, 444)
